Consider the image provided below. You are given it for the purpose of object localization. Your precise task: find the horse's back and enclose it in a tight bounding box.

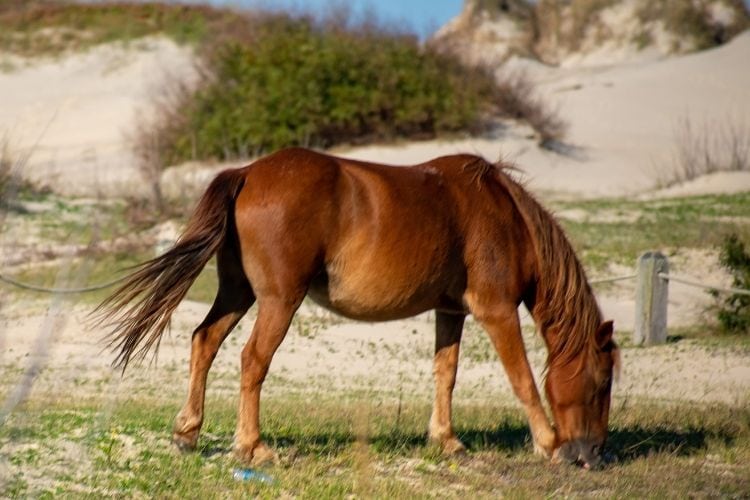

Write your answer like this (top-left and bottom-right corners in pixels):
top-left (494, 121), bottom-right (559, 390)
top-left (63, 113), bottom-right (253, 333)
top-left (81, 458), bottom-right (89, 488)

top-left (231, 148), bottom-right (528, 320)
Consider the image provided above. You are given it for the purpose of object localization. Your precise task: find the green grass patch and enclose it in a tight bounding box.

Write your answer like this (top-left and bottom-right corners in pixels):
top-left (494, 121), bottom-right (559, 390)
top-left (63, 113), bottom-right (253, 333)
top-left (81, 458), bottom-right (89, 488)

top-left (1, 395), bottom-right (748, 497)
top-left (0, 1), bottom-right (245, 56)
top-left (552, 192), bottom-right (750, 270)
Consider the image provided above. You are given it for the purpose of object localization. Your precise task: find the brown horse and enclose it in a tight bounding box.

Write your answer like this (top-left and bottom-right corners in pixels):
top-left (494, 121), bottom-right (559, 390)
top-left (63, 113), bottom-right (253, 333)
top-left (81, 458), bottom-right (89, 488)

top-left (97, 147), bottom-right (618, 469)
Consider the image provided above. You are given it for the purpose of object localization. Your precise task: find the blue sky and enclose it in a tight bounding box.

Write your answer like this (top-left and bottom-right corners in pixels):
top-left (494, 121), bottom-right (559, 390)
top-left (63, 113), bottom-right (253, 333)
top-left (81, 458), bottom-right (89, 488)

top-left (177, 0), bottom-right (464, 38)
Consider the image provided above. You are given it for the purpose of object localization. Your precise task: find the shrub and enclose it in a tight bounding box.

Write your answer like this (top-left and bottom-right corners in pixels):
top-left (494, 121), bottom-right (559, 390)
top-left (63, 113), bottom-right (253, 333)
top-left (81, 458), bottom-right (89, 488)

top-left (153, 12), bottom-right (502, 165)
top-left (636, 0), bottom-right (750, 51)
top-left (716, 234), bottom-right (750, 334)
top-left (495, 71), bottom-right (567, 148)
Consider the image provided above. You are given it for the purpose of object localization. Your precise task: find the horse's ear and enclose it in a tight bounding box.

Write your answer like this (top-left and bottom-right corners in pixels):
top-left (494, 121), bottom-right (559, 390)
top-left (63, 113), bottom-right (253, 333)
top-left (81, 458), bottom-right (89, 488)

top-left (596, 320), bottom-right (614, 350)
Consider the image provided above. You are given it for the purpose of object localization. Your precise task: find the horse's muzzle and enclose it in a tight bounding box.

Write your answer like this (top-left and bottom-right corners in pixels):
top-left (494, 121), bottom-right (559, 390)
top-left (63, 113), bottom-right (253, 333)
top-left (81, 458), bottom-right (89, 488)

top-left (554, 438), bottom-right (606, 470)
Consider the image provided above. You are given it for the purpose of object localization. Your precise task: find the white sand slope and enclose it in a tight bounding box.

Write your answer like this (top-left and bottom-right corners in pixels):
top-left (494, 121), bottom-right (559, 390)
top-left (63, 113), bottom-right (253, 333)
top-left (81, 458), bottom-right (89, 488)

top-left (347, 30), bottom-right (750, 197)
top-left (0, 36), bottom-right (194, 196)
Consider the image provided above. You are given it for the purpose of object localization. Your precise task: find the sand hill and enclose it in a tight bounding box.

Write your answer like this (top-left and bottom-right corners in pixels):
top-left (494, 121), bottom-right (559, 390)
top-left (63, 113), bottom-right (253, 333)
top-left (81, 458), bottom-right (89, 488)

top-left (432, 0), bottom-right (750, 67)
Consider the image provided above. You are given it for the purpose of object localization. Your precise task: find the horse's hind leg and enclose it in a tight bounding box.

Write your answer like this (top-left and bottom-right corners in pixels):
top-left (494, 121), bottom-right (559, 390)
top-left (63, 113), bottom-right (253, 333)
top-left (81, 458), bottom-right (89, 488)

top-left (468, 300), bottom-right (555, 458)
top-left (429, 311), bottom-right (466, 455)
top-left (234, 295), bottom-right (302, 465)
top-left (173, 247), bottom-right (254, 451)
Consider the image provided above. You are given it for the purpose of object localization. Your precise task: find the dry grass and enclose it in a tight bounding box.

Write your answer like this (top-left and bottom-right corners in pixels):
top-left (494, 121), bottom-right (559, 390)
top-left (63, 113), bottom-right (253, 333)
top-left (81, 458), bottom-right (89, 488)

top-left (636, 0), bottom-right (750, 51)
top-left (495, 70), bottom-right (568, 148)
top-left (658, 114), bottom-right (750, 187)
top-left (0, 132), bottom-right (48, 211)
top-left (0, 0), bottom-right (246, 56)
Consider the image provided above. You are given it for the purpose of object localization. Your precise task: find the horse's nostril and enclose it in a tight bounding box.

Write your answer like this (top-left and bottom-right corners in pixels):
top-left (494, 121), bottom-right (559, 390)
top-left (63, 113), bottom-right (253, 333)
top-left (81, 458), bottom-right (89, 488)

top-left (591, 444), bottom-right (601, 456)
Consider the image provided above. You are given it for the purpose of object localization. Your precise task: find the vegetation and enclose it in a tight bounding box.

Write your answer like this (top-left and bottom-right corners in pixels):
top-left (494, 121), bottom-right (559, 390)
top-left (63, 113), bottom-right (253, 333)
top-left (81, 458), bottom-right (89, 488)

top-left (0, 133), bottom-right (14, 196)
top-left (448, 0), bottom-right (750, 64)
top-left (495, 71), bottom-right (567, 148)
top-left (151, 13), bottom-right (500, 164)
top-left (1, 396), bottom-right (748, 497)
top-left (658, 114), bottom-right (750, 188)
top-left (0, 1), bottom-right (245, 55)
top-left (636, 0), bottom-right (750, 51)
top-left (552, 192), bottom-right (750, 270)
top-left (0, 132), bottom-right (47, 208)
top-left (0, 1), bottom-right (568, 188)
top-left (716, 234), bottom-right (750, 334)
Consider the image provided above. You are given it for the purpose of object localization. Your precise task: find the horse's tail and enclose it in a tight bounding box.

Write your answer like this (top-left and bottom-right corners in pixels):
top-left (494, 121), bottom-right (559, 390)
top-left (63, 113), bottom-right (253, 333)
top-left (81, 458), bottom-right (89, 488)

top-left (95, 168), bottom-right (247, 371)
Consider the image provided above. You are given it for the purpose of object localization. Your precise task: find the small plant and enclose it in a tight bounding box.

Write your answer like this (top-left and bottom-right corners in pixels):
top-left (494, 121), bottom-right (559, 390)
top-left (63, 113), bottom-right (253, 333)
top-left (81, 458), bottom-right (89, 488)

top-left (715, 233), bottom-right (750, 334)
top-left (495, 70), bottom-right (567, 148)
top-left (0, 131), bottom-right (42, 208)
top-left (657, 114), bottom-right (750, 187)
top-left (0, 133), bottom-right (13, 195)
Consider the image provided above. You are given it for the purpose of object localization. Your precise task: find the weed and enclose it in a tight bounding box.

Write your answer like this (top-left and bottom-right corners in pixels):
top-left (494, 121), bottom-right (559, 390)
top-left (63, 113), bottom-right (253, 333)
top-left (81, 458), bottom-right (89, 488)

top-left (494, 70), bottom-right (567, 148)
top-left (715, 233), bottom-right (750, 334)
top-left (0, 1), bottom-right (245, 56)
top-left (552, 192), bottom-right (750, 270)
top-left (658, 114), bottom-right (750, 188)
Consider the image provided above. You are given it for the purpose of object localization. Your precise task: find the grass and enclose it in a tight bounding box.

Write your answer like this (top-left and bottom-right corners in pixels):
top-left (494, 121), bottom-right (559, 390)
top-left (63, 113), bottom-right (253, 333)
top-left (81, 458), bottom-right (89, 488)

top-left (656, 114), bottom-right (750, 188)
top-left (551, 192), bottom-right (750, 270)
top-left (0, 1), bottom-right (245, 56)
top-left (1, 395), bottom-right (748, 497)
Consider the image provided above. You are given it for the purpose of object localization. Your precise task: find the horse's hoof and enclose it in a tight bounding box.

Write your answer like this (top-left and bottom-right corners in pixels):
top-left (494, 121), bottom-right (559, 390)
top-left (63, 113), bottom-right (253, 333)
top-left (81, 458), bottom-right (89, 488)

top-left (533, 440), bottom-right (552, 459)
top-left (441, 437), bottom-right (467, 456)
top-left (235, 442), bottom-right (278, 466)
top-left (172, 433), bottom-right (198, 453)
top-left (532, 429), bottom-right (555, 459)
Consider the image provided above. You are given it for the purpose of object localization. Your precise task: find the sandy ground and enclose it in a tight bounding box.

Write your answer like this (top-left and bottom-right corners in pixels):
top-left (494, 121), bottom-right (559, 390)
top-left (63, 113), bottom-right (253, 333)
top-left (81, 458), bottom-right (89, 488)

top-left (0, 34), bottom-right (749, 414)
top-left (0, 296), bottom-right (748, 410)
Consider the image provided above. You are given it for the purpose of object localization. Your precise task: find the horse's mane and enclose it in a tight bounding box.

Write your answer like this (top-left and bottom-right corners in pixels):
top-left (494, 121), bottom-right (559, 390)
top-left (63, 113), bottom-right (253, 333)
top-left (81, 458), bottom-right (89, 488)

top-left (464, 157), bottom-right (603, 369)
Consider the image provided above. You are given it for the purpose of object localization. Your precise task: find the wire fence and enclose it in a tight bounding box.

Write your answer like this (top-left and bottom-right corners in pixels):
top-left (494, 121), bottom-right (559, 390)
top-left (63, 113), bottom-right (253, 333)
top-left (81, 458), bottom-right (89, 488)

top-left (0, 272), bottom-right (126, 294)
top-left (0, 265), bottom-right (748, 296)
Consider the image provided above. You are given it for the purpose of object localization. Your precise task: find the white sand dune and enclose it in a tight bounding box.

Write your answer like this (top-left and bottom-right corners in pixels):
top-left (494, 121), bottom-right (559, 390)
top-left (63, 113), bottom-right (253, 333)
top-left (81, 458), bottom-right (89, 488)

top-left (2, 32), bottom-right (749, 198)
top-left (348, 30), bottom-right (750, 197)
top-left (0, 36), bottom-right (194, 196)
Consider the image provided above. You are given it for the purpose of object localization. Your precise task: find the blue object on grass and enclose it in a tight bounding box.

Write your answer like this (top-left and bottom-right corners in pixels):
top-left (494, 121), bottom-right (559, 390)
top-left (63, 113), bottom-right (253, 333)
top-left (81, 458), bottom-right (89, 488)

top-left (232, 468), bottom-right (275, 484)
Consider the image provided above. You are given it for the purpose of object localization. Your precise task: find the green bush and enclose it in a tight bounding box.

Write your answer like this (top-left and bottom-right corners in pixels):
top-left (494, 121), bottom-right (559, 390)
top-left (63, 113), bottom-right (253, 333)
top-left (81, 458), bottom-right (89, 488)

top-left (157, 13), bottom-right (499, 164)
top-left (716, 234), bottom-right (750, 334)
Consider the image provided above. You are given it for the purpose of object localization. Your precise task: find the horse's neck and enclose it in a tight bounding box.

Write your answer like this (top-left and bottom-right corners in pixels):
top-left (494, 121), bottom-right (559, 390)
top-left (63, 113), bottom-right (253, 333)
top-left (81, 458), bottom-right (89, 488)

top-left (492, 166), bottom-right (601, 363)
top-left (527, 236), bottom-right (602, 365)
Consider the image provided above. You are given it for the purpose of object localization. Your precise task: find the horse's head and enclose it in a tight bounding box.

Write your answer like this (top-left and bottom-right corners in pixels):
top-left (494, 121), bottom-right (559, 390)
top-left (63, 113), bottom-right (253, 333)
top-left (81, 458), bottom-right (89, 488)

top-left (545, 320), bottom-right (619, 469)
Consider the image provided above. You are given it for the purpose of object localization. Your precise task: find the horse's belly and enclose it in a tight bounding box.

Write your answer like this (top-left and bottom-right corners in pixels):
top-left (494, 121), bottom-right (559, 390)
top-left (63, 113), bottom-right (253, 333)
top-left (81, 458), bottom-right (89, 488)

top-left (307, 265), bottom-right (449, 321)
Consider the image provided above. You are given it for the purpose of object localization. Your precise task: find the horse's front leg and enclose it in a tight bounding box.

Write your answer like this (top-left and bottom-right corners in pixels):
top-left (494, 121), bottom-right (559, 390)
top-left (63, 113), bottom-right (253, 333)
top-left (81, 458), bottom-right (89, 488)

top-left (429, 311), bottom-right (467, 455)
top-left (470, 301), bottom-right (556, 458)
top-left (234, 296), bottom-right (299, 465)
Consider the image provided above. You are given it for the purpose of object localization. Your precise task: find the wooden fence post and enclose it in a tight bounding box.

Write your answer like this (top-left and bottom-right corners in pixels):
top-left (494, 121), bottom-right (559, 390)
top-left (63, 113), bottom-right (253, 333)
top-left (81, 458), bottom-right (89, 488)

top-left (634, 252), bottom-right (669, 346)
